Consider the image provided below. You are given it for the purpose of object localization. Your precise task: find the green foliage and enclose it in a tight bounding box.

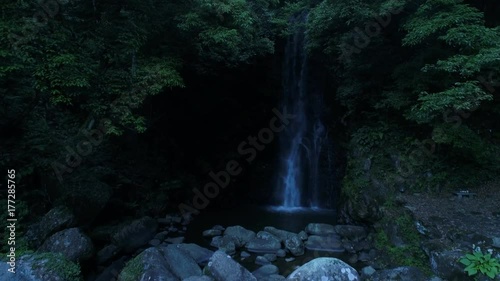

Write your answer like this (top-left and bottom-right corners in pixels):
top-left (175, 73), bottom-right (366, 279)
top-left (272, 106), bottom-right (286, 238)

top-left (460, 251), bottom-right (500, 279)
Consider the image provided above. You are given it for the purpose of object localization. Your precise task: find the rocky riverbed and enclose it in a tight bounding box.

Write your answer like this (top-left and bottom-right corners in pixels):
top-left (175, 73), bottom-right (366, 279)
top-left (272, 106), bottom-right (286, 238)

top-left (1, 204), bottom-right (500, 281)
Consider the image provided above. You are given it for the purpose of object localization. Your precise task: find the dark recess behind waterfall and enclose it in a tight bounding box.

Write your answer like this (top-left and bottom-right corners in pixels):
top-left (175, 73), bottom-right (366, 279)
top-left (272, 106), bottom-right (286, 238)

top-left (125, 38), bottom-right (347, 211)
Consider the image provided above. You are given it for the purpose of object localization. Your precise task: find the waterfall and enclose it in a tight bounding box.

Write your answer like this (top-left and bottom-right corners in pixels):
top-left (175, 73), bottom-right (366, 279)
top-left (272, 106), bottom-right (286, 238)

top-left (277, 11), bottom-right (328, 209)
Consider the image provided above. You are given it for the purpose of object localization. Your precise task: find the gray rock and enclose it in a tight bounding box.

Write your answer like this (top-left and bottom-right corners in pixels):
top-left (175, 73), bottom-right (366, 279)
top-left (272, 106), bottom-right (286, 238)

top-left (38, 227), bottom-right (94, 262)
top-left (298, 231), bottom-right (308, 241)
top-left (305, 223), bottom-right (336, 236)
top-left (334, 225), bottom-right (367, 242)
top-left (207, 250), bottom-right (257, 281)
top-left (246, 237), bottom-right (282, 254)
top-left (241, 251), bottom-right (251, 258)
top-left (112, 216), bottom-right (158, 253)
top-left (360, 266), bottom-right (376, 277)
top-left (286, 257), bottom-right (359, 281)
top-left (25, 206), bottom-right (75, 248)
top-left (161, 244), bottom-right (202, 279)
top-left (203, 229), bottom-right (222, 237)
top-left (493, 237), bottom-right (500, 249)
top-left (263, 254), bottom-right (277, 262)
top-left (211, 235), bottom-right (237, 255)
top-left (0, 253), bottom-right (82, 281)
top-left (253, 264), bottom-right (279, 279)
top-left (276, 249), bottom-right (286, 257)
top-left (224, 226), bottom-right (256, 247)
top-left (263, 227), bottom-right (304, 256)
top-left (256, 255), bottom-right (271, 265)
top-left (285, 257), bottom-right (295, 262)
top-left (177, 243), bottom-right (214, 266)
top-left (212, 225), bottom-right (225, 231)
top-left (305, 235), bottom-right (344, 253)
top-left (96, 244), bottom-right (120, 264)
top-left (369, 266), bottom-right (425, 281)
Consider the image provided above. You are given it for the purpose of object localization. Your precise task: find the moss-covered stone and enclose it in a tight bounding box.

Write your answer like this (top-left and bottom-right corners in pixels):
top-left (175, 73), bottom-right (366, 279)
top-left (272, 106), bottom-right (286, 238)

top-left (118, 254), bottom-right (144, 281)
top-left (32, 252), bottom-right (82, 281)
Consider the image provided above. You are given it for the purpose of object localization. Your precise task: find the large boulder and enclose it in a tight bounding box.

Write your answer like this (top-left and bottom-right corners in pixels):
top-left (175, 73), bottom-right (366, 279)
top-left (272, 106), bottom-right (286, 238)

top-left (0, 253), bottom-right (82, 281)
top-left (246, 237), bottom-right (282, 254)
top-left (112, 216), bottom-right (158, 253)
top-left (304, 235), bottom-right (344, 253)
top-left (224, 226), bottom-right (256, 247)
top-left (286, 257), bottom-right (359, 281)
top-left (38, 227), bottom-right (94, 262)
top-left (207, 250), bottom-right (257, 281)
top-left (25, 206), bottom-right (75, 248)
top-left (177, 243), bottom-right (214, 266)
top-left (118, 247), bottom-right (177, 281)
top-left (211, 235), bottom-right (237, 255)
top-left (305, 223), bottom-right (336, 236)
top-left (161, 244), bottom-right (202, 279)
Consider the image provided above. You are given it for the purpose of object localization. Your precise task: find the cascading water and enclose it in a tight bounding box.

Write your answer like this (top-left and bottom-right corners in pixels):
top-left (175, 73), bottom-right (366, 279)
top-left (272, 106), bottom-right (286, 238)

top-left (277, 11), bottom-right (328, 209)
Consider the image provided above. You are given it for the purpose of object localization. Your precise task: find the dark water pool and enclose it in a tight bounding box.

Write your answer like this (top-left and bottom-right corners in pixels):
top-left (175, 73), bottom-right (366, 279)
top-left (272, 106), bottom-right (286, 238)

top-left (184, 205), bottom-right (361, 274)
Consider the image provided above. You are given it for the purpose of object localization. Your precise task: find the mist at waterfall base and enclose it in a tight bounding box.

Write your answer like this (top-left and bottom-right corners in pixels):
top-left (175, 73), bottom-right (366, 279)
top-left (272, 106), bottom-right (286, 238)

top-left (272, 11), bottom-right (335, 211)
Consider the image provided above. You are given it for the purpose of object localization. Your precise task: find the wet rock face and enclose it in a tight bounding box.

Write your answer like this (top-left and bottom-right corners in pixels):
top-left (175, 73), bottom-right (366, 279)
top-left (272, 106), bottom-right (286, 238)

top-left (286, 257), bottom-right (360, 281)
top-left (38, 227), bottom-right (94, 262)
top-left (0, 253), bottom-right (82, 281)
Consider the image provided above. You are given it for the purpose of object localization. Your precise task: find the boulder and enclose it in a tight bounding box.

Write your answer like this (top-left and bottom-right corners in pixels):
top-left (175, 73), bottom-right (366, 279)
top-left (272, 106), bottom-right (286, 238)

top-left (177, 243), bottom-right (214, 266)
top-left (211, 235), bottom-right (237, 255)
top-left (112, 216), bottom-right (158, 253)
top-left (305, 223), bottom-right (336, 236)
top-left (38, 227), bottom-right (94, 262)
top-left (286, 257), bottom-right (359, 281)
top-left (224, 226), bottom-right (256, 247)
top-left (161, 244), bottom-right (202, 279)
top-left (207, 250), bottom-right (257, 281)
top-left (334, 225), bottom-right (367, 242)
top-left (256, 256), bottom-right (271, 265)
top-left (263, 227), bottom-right (304, 256)
top-left (246, 237), bottom-right (282, 254)
top-left (118, 247), bottom-right (177, 281)
top-left (305, 235), bottom-right (344, 253)
top-left (25, 206), bottom-right (75, 248)
top-left (95, 256), bottom-right (127, 281)
top-left (253, 264), bottom-right (279, 279)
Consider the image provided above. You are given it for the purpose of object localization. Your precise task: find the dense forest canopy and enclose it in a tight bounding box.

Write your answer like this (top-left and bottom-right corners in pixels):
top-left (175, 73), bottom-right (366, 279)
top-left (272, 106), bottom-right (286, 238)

top-left (1, 0), bottom-right (499, 238)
